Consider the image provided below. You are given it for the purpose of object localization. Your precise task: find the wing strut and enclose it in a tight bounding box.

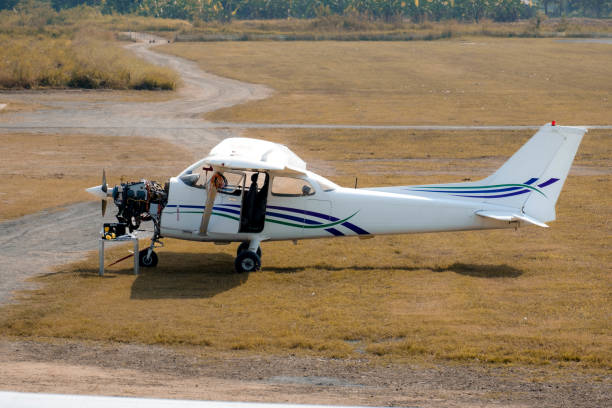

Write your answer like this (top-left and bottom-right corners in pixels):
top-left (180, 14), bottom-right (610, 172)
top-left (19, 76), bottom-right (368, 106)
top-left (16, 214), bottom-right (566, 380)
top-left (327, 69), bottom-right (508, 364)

top-left (199, 172), bottom-right (222, 235)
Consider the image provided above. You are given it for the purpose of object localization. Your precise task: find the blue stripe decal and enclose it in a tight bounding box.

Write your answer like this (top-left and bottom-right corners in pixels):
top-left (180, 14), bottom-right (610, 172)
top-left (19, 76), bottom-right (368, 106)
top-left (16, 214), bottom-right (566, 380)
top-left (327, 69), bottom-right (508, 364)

top-left (165, 203), bottom-right (363, 236)
top-left (453, 189), bottom-right (531, 199)
top-left (341, 222), bottom-right (370, 235)
top-left (406, 178), bottom-right (561, 200)
top-left (213, 206), bottom-right (241, 216)
top-left (267, 205), bottom-right (369, 235)
top-left (266, 210), bottom-right (322, 225)
top-left (412, 186), bottom-right (524, 194)
top-left (325, 228), bottom-right (344, 236)
top-left (538, 178), bottom-right (559, 188)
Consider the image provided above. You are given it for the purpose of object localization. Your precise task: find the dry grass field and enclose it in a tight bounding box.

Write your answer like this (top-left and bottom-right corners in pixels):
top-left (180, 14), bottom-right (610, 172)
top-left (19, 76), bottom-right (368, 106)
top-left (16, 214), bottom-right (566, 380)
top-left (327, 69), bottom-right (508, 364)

top-left (176, 17), bottom-right (612, 41)
top-left (0, 34), bottom-right (178, 90)
top-left (1, 128), bottom-right (609, 369)
top-left (0, 133), bottom-right (191, 221)
top-left (157, 39), bottom-right (612, 126)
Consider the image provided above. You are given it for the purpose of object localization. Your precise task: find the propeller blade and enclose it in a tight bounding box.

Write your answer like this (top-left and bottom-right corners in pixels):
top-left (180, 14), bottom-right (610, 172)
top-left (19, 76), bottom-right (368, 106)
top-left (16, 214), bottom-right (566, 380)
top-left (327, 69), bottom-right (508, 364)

top-left (102, 199), bottom-right (107, 217)
top-left (102, 169), bottom-right (108, 194)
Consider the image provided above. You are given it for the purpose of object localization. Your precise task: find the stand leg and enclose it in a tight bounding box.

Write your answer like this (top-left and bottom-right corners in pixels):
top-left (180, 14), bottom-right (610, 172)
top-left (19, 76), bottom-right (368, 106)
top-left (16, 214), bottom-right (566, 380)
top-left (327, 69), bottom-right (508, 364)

top-left (134, 238), bottom-right (139, 275)
top-left (99, 239), bottom-right (104, 276)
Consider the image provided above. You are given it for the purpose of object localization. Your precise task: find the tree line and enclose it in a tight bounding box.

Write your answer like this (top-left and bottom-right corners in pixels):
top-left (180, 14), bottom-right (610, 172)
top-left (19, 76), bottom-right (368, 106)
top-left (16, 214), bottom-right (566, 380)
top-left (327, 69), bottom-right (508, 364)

top-left (1, 0), bottom-right (610, 22)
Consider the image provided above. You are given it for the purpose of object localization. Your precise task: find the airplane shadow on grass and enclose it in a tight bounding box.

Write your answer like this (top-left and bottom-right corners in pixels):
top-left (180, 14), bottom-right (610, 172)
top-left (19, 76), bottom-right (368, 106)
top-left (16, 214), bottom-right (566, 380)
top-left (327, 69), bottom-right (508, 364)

top-left (125, 252), bottom-right (244, 300)
top-left (94, 253), bottom-right (520, 300)
top-left (267, 262), bottom-right (523, 278)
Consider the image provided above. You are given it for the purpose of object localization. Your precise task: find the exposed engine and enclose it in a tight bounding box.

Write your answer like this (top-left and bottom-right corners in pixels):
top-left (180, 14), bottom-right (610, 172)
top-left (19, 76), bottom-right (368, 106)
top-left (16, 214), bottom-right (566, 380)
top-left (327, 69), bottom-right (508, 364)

top-left (112, 179), bottom-right (168, 231)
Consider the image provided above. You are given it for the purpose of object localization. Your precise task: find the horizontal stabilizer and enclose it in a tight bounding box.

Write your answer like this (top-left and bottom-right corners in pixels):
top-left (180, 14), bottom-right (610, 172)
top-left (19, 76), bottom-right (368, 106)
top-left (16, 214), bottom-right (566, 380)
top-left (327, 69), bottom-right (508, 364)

top-left (476, 210), bottom-right (549, 228)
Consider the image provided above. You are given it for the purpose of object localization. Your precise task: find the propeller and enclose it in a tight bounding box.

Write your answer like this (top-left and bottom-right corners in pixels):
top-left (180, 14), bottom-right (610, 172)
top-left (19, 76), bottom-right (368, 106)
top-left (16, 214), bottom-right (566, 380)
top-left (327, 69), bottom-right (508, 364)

top-left (85, 169), bottom-right (111, 217)
top-left (101, 169), bottom-right (108, 217)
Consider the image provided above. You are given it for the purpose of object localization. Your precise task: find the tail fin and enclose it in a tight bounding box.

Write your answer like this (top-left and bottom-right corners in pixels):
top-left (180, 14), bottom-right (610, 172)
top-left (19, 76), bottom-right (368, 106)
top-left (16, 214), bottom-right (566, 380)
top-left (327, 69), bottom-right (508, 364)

top-left (480, 123), bottom-right (586, 222)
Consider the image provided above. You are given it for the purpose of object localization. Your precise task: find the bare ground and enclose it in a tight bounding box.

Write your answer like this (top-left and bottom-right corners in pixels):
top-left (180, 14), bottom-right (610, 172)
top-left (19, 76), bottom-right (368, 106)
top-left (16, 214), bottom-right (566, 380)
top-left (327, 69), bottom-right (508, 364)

top-left (1, 339), bottom-right (609, 408)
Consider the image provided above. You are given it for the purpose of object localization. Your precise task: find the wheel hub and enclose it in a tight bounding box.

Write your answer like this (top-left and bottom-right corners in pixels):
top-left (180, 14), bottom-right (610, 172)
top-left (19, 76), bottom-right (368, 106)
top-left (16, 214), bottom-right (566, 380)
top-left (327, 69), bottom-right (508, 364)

top-left (241, 258), bottom-right (255, 271)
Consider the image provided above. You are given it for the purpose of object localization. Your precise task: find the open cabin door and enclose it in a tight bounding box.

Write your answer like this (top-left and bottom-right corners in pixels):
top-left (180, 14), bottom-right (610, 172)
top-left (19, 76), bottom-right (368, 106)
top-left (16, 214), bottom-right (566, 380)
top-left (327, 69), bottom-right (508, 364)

top-left (202, 170), bottom-right (269, 235)
top-left (238, 172), bottom-right (269, 233)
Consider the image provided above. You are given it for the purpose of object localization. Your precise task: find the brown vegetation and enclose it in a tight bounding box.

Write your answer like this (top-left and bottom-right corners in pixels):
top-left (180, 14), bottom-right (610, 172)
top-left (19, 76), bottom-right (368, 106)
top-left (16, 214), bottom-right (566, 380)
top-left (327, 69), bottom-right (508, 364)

top-left (0, 33), bottom-right (178, 90)
top-left (1, 129), bottom-right (609, 368)
top-left (0, 6), bottom-right (181, 90)
top-left (158, 38), bottom-right (612, 126)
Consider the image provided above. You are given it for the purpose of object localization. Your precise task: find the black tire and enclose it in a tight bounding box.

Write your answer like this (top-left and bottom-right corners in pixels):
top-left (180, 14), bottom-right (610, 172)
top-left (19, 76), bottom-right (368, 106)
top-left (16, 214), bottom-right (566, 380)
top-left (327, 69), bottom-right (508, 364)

top-left (237, 242), bottom-right (261, 258)
top-left (139, 249), bottom-right (158, 267)
top-left (234, 251), bottom-right (261, 273)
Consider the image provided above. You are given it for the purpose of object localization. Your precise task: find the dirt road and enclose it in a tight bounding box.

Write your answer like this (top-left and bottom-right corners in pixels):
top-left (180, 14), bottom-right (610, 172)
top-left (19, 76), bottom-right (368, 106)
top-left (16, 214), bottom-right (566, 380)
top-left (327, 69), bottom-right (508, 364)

top-left (1, 339), bottom-right (609, 408)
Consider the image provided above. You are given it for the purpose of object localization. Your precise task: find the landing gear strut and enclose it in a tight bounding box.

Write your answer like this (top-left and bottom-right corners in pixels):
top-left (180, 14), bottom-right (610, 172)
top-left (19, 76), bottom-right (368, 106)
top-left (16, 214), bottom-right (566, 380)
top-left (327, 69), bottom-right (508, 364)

top-left (237, 241), bottom-right (261, 258)
top-left (234, 240), bottom-right (262, 273)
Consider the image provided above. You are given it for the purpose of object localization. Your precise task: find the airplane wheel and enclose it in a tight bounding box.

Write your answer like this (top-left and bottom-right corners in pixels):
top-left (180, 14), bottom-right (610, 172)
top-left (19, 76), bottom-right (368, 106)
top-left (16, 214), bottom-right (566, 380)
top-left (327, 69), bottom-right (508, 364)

top-left (237, 242), bottom-right (261, 258)
top-left (139, 249), bottom-right (158, 267)
top-left (234, 251), bottom-right (261, 273)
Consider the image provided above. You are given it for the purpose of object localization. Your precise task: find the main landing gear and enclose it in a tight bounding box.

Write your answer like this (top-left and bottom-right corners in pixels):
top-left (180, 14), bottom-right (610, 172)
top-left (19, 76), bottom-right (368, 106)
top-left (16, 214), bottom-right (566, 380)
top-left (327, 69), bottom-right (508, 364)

top-left (235, 241), bottom-right (262, 273)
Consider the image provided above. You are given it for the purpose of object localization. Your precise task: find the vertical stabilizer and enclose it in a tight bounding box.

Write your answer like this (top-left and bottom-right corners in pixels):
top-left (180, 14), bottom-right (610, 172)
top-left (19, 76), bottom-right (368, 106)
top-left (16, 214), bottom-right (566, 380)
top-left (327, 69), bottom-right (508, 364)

top-left (481, 123), bottom-right (586, 222)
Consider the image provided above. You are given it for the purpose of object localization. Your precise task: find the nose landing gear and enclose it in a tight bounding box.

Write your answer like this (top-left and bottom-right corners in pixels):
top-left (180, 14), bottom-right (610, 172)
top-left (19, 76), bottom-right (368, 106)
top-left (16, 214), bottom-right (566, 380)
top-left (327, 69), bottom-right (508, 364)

top-left (139, 249), bottom-right (158, 267)
top-left (139, 213), bottom-right (163, 268)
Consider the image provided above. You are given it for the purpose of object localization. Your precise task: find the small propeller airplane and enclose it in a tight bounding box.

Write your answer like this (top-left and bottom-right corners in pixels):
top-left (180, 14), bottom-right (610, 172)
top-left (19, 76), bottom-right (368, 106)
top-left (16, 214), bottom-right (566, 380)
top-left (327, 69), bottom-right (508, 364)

top-left (87, 123), bottom-right (585, 273)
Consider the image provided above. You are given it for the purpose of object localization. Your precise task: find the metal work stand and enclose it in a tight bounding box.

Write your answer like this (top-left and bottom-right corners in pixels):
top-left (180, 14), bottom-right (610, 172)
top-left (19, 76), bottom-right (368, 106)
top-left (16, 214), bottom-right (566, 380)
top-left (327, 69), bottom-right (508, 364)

top-left (98, 235), bottom-right (139, 276)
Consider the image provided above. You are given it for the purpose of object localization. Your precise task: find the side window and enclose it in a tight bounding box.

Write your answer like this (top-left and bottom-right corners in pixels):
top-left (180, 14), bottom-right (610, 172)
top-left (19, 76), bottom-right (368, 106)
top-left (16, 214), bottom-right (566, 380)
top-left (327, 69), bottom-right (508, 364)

top-left (218, 172), bottom-right (245, 195)
top-left (271, 177), bottom-right (315, 197)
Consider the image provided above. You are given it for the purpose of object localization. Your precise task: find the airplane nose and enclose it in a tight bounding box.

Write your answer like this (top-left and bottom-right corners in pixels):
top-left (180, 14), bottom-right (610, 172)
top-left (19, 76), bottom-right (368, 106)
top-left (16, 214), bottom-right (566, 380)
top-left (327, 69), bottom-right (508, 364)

top-left (86, 185), bottom-right (109, 199)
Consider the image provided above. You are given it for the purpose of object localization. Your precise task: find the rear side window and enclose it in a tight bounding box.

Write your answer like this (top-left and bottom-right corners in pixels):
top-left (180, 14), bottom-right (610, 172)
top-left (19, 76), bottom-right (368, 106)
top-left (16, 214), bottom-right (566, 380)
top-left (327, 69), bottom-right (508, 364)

top-left (271, 177), bottom-right (315, 197)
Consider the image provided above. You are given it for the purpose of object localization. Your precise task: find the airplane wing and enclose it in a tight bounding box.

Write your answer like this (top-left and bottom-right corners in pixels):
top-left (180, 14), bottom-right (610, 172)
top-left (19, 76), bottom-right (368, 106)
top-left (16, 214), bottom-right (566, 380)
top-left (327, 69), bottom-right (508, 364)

top-left (203, 138), bottom-right (307, 175)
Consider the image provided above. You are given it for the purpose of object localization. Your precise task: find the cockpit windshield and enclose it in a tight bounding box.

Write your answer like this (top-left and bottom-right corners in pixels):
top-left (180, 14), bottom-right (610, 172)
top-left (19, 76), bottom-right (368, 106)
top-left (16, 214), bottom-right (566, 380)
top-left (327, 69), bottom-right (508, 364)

top-left (179, 166), bottom-right (213, 189)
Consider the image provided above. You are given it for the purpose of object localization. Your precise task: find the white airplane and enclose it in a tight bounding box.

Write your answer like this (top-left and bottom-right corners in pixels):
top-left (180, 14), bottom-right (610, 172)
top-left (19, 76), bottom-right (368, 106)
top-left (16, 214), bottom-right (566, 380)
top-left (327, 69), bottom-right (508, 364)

top-left (87, 123), bottom-right (585, 273)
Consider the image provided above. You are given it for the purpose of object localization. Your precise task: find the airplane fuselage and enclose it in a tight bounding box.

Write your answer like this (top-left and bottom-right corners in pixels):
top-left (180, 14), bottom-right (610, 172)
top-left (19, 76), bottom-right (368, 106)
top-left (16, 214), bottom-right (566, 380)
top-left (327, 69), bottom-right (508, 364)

top-left (159, 171), bottom-right (516, 244)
